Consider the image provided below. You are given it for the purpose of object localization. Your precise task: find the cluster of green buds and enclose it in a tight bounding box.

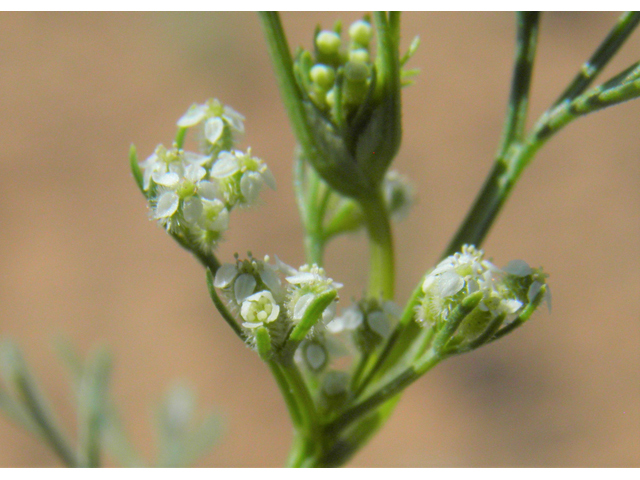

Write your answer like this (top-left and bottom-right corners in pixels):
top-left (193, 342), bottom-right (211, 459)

top-left (417, 245), bottom-right (550, 356)
top-left (131, 99), bottom-right (275, 253)
top-left (291, 14), bottom-right (419, 200)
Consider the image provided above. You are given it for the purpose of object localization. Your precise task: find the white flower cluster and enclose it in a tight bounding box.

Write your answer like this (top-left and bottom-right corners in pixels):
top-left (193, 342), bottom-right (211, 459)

top-left (140, 99), bottom-right (275, 250)
top-left (214, 255), bottom-right (343, 348)
top-left (417, 245), bottom-right (544, 328)
top-left (281, 262), bottom-right (343, 327)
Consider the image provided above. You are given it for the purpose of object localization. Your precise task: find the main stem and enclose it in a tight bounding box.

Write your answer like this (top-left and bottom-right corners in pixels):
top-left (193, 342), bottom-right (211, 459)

top-left (359, 190), bottom-right (395, 300)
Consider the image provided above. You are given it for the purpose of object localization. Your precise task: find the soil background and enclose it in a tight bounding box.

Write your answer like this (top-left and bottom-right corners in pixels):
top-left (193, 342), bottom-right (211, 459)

top-left (0, 12), bottom-right (638, 467)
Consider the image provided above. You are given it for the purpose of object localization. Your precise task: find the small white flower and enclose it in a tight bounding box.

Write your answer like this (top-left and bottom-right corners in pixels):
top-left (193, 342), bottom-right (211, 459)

top-left (327, 305), bottom-right (364, 333)
top-left (175, 99), bottom-right (245, 152)
top-left (222, 105), bottom-right (245, 135)
top-left (284, 262), bottom-right (342, 330)
top-left (210, 149), bottom-right (276, 208)
top-left (240, 290), bottom-right (280, 329)
top-left (214, 255), bottom-right (285, 307)
top-left (177, 103), bottom-right (208, 128)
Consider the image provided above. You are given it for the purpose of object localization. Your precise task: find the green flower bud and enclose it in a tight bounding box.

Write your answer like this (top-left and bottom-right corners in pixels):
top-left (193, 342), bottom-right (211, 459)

top-left (316, 31), bottom-right (341, 56)
top-left (349, 20), bottom-right (373, 47)
top-left (343, 60), bottom-right (370, 107)
top-left (348, 48), bottom-right (370, 64)
top-left (292, 13), bottom-right (406, 200)
top-left (310, 64), bottom-right (336, 91)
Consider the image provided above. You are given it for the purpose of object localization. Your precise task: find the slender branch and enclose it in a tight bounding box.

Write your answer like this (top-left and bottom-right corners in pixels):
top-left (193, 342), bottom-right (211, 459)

top-left (552, 11), bottom-right (640, 107)
top-left (324, 350), bottom-right (441, 436)
top-left (354, 279), bottom-right (424, 397)
top-left (268, 361), bottom-right (303, 428)
top-left (205, 270), bottom-right (246, 342)
top-left (497, 12), bottom-right (540, 156)
top-left (0, 343), bottom-right (77, 466)
top-left (259, 12), bottom-right (316, 157)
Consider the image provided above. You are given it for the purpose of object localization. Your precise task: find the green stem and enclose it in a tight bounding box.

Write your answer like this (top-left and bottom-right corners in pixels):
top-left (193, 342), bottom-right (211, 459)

top-left (279, 361), bottom-right (319, 452)
top-left (552, 11), bottom-right (640, 107)
top-left (205, 270), bottom-right (246, 342)
top-left (170, 232), bottom-right (220, 273)
top-left (325, 350), bottom-right (442, 436)
top-left (359, 190), bottom-right (394, 300)
top-left (285, 432), bottom-right (317, 468)
top-left (0, 343), bottom-right (77, 467)
top-left (268, 361), bottom-right (303, 428)
top-left (354, 280), bottom-right (423, 397)
top-left (259, 12), bottom-right (316, 157)
top-left (497, 12), bottom-right (540, 156)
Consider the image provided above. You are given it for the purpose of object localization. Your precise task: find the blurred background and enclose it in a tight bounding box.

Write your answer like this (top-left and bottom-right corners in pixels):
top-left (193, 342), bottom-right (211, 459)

top-left (0, 12), bottom-right (638, 467)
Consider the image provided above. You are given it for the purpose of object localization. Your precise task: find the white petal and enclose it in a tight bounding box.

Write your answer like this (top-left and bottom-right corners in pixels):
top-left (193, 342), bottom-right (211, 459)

top-left (182, 197), bottom-right (203, 223)
top-left (185, 164), bottom-right (206, 183)
top-left (154, 192), bottom-right (179, 218)
top-left (545, 288), bottom-right (552, 313)
top-left (261, 167), bottom-right (277, 190)
top-left (234, 274), bottom-right (256, 304)
top-left (437, 271), bottom-right (465, 297)
top-left (223, 106), bottom-right (245, 133)
top-left (154, 172), bottom-right (180, 187)
top-left (204, 117), bottom-right (224, 145)
top-left (326, 319), bottom-right (344, 334)
top-left (274, 256), bottom-right (297, 276)
top-left (211, 153), bottom-right (240, 178)
top-left (214, 264), bottom-right (237, 288)
top-left (259, 267), bottom-right (282, 295)
top-left (322, 301), bottom-right (337, 323)
top-left (343, 306), bottom-right (364, 330)
top-left (266, 304), bottom-right (280, 323)
top-left (305, 343), bottom-right (326, 370)
top-left (432, 260), bottom-right (454, 276)
top-left (293, 293), bottom-right (316, 321)
top-left (501, 298), bottom-right (523, 315)
top-left (286, 272), bottom-right (316, 285)
top-left (527, 281), bottom-right (542, 303)
top-left (504, 259), bottom-right (532, 277)
top-left (208, 208), bottom-right (229, 232)
top-left (197, 181), bottom-right (220, 200)
top-left (382, 301), bottom-right (403, 319)
top-left (177, 104), bottom-right (207, 127)
top-left (367, 311), bottom-right (390, 338)
top-left (240, 171), bottom-right (263, 204)
top-left (422, 274), bottom-right (437, 293)
top-left (183, 151), bottom-right (210, 166)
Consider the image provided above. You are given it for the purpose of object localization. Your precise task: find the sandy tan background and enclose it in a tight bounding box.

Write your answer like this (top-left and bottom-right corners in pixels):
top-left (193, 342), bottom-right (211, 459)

top-left (0, 12), bottom-right (638, 467)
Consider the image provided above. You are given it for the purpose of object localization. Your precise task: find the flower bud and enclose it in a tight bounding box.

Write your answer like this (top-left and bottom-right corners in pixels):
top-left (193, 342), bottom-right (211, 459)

top-left (310, 64), bottom-right (336, 91)
top-left (316, 31), bottom-right (342, 57)
top-left (292, 14), bottom-right (413, 200)
top-left (348, 20), bottom-right (373, 47)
